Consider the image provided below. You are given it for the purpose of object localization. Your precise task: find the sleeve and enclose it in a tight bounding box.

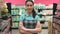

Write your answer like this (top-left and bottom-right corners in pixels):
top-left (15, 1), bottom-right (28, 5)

top-left (19, 15), bottom-right (24, 22)
top-left (36, 15), bottom-right (40, 21)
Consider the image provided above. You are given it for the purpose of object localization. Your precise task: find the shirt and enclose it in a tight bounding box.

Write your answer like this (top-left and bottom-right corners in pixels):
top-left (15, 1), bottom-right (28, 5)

top-left (20, 13), bottom-right (40, 21)
top-left (20, 13), bottom-right (40, 34)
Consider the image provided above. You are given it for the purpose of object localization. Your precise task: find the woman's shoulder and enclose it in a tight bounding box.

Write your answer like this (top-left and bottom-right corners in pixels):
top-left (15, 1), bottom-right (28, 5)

top-left (35, 15), bottom-right (39, 18)
top-left (20, 14), bottom-right (25, 17)
top-left (35, 15), bottom-right (40, 20)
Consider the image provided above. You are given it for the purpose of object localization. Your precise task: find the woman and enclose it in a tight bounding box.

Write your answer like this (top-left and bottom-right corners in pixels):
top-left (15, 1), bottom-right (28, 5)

top-left (19, 0), bottom-right (42, 34)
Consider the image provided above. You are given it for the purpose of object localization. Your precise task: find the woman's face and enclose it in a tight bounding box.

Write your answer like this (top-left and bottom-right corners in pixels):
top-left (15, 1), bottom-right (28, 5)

top-left (25, 1), bottom-right (34, 12)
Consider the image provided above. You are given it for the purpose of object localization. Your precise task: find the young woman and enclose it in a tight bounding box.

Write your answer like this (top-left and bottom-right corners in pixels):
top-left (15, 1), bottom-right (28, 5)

top-left (19, 0), bottom-right (42, 34)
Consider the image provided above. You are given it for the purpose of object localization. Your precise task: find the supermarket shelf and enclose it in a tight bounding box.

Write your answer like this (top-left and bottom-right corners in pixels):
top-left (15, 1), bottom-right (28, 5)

top-left (11, 28), bottom-right (18, 29)
top-left (53, 15), bottom-right (60, 34)
top-left (53, 16), bottom-right (60, 25)
top-left (42, 27), bottom-right (48, 29)
top-left (58, 30), bottom-right (60, 32)
top-left (53, 27), bottom-right (60, 31)
top-left (0, 20), bottom-right (10, 31)
top-left (11, 8), bottom-right (20, 30)
top-left (12, 15), bottom-right (20, 16)
top-left (53, 16), bottom-right (60, 19)
top-left (0, 18), bottom-right (2, 19)
top-left (37, 8), bottom-right (53, 10)
top-left (0, 21), bottom-right (8, 31)
top-left (54, 22), bottom-right (60, 25)
top-left (11, 8), bottom-right (53, 10)
top-left (12, 21), bottom-right (19, 22)
top-left (0, 18), bottom-right (11, 34)
top-left (38, 14), bottom-right (53, 16)
top-left (11, 8), bottom-right (19, 10)
top-left (0, 24), bottom-right (8, 32)
top-left (40, 20), bottom-right (45, 24)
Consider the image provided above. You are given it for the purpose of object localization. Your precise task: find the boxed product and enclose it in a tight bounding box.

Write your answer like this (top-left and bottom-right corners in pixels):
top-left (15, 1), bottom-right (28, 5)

top-left (11, 10), bottom-right (19, 15)
top-left (55, 29), bottom-right (58, 34)
top-left (15, 23), bottom-right (18, 27)
top-left (12, 16), bottom-right (20, 21)
top-left (12, 22), bottom-right (19, 27)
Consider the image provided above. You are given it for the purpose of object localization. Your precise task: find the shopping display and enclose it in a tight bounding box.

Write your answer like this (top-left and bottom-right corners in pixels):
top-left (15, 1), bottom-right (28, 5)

top-left (0, 0), bottom-right (8, 19)
top-left (0, 19), bottom-right (10, 34)
top-left (52, 4), bottom-right (60, 34)
top-left (11, 8), bottom-right (19, 15)
top-left (12, 22), bottom-right (19, 28)
top-left (0, 0), bottom-right (11, 34)
top-left (10, 4), bottom-right (53, 29)
top-left (0, 0), bottom-right (60, 34)
top-left (11, 8), bottom-right (20, 28)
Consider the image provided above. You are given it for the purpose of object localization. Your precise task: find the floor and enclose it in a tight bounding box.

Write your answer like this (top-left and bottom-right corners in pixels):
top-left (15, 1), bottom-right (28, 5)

top-left (12, 29), bottom-right (48, 34)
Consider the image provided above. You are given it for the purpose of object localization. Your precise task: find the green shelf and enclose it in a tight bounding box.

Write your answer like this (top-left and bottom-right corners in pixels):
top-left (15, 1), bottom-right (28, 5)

top-left (11, 10), bottom-right (19, 15)
top-left (12, 23), bottom-right (19, 28)
top-left (12, 16), bottom-right (20, 21)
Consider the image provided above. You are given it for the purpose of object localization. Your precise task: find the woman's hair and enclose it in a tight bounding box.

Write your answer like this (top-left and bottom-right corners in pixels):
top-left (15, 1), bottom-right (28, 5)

top-left (25, 0), bottom-right (36, 18)
top-left (25, 0), bottom-right (34, 5)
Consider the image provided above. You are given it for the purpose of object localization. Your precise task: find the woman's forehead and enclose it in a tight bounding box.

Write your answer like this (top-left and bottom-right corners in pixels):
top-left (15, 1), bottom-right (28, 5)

top-left (26, 1), bottom-right (33, 5)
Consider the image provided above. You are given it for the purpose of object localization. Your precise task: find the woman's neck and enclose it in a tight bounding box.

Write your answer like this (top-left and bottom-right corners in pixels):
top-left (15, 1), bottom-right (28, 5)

top-left (27, 11), bottom-right (32, 15)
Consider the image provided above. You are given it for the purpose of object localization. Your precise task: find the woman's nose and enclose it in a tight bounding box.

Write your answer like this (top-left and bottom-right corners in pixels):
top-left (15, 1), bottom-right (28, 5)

top-left (28, 6), bottom-right (31, 8)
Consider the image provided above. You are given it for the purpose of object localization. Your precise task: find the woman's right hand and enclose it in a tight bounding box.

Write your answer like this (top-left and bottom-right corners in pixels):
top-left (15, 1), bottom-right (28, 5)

top-left (20, 29), bottom-right (32, 34)
top-left (19, 25), bottom-right (32, 34)
top-left (20, 29), bottom-right (25, 34)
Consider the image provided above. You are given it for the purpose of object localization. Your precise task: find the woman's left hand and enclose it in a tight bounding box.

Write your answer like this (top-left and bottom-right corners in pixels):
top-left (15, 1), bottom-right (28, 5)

top-left (22, 27), bottom-right (26, 31)
top-left (19, 25), bottom-right (32, 34)
top-left (20, 25), bottom-right (26, 31)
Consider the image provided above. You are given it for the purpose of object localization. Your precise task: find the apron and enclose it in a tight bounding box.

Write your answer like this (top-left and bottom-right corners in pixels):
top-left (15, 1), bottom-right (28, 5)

top-left (23, 15), bottom-right (37, 34)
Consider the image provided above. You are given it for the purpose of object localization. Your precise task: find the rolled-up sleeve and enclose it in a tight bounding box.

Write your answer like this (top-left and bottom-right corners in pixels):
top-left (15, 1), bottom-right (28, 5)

top-left (36, 15), bottom-right (40, 21)
top-left (19, 15), bottom-right (24, 22)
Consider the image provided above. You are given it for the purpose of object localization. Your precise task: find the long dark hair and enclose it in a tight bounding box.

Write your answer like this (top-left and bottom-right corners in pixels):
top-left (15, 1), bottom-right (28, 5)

top-left (25, 0), bottom-right (36, 18)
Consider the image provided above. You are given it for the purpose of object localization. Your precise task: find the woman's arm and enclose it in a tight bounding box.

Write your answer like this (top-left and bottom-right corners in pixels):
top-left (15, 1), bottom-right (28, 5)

top-left (19, 22), bottom-right (24, 33)
top-left (23, 21), bottom-right (42, 33)
top-left (19, 15), bottom-right (32, 34)
top-left (19, 22), bottom-right (32, 34)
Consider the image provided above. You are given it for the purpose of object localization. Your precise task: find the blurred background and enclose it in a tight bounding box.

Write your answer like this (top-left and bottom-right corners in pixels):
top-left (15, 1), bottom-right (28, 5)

top-left (0, 0), bottom-right (60, 34)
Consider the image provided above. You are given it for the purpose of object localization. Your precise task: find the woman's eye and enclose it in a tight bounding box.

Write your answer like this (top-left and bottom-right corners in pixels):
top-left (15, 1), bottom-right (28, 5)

top-left (26, 5), bottom-right (32, 6)
top-left (27, 5), bottom-right (29, 6)
top-left (30, 5), bottom-right (32, 6)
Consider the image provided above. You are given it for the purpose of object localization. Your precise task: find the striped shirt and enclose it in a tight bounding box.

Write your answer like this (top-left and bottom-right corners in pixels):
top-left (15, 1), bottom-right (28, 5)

top-left (20, 13), bottom-right (40, 28)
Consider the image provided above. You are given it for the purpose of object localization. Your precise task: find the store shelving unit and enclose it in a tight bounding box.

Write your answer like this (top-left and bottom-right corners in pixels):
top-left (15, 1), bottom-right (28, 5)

top-left (37, 8), bottom-right (53, 34)
top-left (11, 4), bottom-right (53, 30)
top-left (11, 8), bottom-right (53, 29)
top-left (37, 8), bottom-right (53, 28)
top-left (0, 18), bottom-right (11, 34)
top-left (53, 16), bottom-right (60, 34)
top-left (0, 0), bottom-right (11, 34)
top-left (52, 3), bottom-right (60, 34)
top-left (52, 16), bottom-right (60, 34)
top-left (11, 8), bottom-right (20, 29)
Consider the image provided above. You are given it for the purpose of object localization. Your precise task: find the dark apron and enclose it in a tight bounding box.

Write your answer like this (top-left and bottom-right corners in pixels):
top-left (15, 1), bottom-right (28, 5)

top-left (23, 15), bottom-right (37, 34)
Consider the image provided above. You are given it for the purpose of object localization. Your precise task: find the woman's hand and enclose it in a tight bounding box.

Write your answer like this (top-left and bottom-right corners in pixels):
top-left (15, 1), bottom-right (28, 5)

top-left (20, 29), bottom-right (25, 34)
top-left (20, 29), bottom-right (32, 34)
top-left (19, 25), bottom-right (32, 34)
top-left (19, 25), bottom-right (26, 30)
top-left (21, 21), bottom-right (42, 33)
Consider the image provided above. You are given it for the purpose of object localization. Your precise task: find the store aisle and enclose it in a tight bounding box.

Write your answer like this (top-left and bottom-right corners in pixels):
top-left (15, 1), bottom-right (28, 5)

top-left (12, 29), bottom-right (20, 34)
top-left (12, 29), bottom-right (48, 34)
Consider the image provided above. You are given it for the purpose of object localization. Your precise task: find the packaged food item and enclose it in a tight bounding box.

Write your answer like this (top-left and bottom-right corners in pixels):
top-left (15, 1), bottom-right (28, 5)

top-left (11, 10), bottom-right (13, 15)
top-left (12, 23), bottom-right (15, 27)
top-left (55, 29), bottom-right (58, 34)
top-left (3, 9), bottom-right (8, 13)
top-left (2, 4), bottom-right (7, 9)
top-left (15, 23), bottom-right (18, 27)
